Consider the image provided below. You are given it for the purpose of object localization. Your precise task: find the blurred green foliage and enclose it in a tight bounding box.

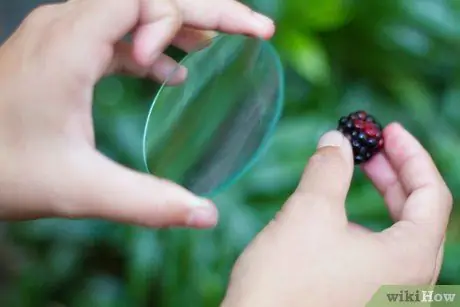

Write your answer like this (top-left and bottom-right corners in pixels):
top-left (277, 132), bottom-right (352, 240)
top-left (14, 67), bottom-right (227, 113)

top-left (2, 0), bottom-right (460, 306)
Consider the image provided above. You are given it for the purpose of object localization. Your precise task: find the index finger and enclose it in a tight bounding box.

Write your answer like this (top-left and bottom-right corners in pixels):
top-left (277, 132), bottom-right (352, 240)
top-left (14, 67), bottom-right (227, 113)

top-left (68, 0), bottom-right (274, 60)
top-left (176, 0), bottom-right (275, 39)
top-left (384, 123), bottom-right (452, 242)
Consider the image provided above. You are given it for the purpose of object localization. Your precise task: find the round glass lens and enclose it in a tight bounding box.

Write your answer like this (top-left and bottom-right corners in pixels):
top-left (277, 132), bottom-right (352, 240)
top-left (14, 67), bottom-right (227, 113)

top-left (143, 34), bottom-right (284, 196)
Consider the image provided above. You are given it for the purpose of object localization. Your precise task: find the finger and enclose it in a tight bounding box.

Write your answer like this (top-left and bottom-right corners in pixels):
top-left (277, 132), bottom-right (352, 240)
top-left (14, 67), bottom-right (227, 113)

top-left (285, 131), bottom-right (354, 220)
top-left (107, 42), bottom-right (187, 85)
top-left (67, 0), bottom-right (274, 67)
top-left (68, 0), bottom-right (182, 66)
top-left (384, 123), bottom-right (453, 241)
top-left (72, 0), bottom-right (275, 41)
top-left (58, 150), bottom-right (218, 229)
top-left (132, 0), bottom-right (183, 66)
top-left (361, 152), bottom-right (407, 221)
top-left (176, 0), bottom-right (275, 39)
top-left (132, 0), bottom-right (274, 64)
top-left (171, 28), bottom-right (218, 52)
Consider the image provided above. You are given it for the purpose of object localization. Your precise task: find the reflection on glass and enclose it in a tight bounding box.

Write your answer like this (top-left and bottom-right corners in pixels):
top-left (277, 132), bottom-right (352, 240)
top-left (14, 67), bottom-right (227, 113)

top-left (143, 34), bottom-right (284, 196)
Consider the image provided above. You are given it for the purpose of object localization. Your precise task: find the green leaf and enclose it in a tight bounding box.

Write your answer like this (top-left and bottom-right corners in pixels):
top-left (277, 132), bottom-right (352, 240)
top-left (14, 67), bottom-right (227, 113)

top-left (285, 0), bottom-right (354, 31)
top-left (275, 29), bottom-right (331, 85)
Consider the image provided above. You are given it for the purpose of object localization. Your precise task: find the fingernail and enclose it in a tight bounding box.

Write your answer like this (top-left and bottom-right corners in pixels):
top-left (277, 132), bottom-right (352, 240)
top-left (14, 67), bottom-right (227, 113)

top-left (166, 65), bottom-right (188, 84)
top-left (253, 12), bottom-right (274, 25)
top-left (193, 31), bottom-right (218, 51)
top-left (317, 131), bottom-right (345, 148)
top-left (160, 64), bottom-right (187, 85)
top-left (389, 121), bottom-right (403, 131)
top-left (203, 30), bottom-right (219, 40)
top-left (196, 31), bottom-right (219, 50)
top-left (187, 198), bottom-right (218, 227)
top-left (252, 12), bottom-right (274, 34)
top-left (317, 130), bottom-right (354, 163)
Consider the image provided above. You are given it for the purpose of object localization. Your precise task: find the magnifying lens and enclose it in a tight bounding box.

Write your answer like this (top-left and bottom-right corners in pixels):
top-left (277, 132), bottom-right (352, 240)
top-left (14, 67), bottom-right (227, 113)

top-left (142, 34), bottom-right (284, 196)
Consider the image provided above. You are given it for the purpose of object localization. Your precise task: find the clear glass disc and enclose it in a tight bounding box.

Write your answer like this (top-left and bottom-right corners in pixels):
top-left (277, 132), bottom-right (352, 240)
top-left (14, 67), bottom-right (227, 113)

top-left (143, 34), bottom-right (284, 196)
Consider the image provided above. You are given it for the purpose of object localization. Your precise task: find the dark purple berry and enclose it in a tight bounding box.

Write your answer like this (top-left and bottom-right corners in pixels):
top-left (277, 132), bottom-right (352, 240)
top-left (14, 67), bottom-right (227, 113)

top-left (337, 110), bottom-right (384, 165)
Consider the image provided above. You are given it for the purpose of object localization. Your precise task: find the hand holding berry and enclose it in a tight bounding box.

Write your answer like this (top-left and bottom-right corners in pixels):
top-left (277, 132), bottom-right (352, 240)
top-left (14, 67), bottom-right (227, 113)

top-left (222, 123), bottom-right (452, 307)
top-left (0, 1), bottom-right (453, 305)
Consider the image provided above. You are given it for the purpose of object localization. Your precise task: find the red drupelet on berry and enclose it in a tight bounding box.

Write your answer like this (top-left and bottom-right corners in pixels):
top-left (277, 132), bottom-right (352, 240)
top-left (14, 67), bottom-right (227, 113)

top-left (337, 111), bottom-right (384, 165)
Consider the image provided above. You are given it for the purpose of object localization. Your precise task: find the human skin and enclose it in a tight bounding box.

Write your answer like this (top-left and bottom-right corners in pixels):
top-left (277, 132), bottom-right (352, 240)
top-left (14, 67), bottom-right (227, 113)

top-left (0, 1), bottom-right (453, 306)
top-left (0, 0), bottom-right (274, 227)
top-left (221, 127), bottom-right (452, 307)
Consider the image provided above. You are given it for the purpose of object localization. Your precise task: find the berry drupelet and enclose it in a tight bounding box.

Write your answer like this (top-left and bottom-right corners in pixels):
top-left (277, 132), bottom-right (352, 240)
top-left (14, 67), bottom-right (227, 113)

top-left (337, 111), bottom-right (384, 165)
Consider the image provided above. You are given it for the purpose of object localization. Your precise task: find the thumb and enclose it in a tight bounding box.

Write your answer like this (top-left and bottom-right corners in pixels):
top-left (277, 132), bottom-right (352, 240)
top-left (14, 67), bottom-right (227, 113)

top-left (285, 131), bottom-right (354, 220)
top-left (60, 151), bottom-right (218, 229)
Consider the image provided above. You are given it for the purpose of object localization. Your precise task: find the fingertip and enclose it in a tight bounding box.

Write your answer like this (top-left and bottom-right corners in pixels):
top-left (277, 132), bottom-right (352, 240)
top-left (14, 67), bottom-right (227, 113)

top-left (259, 23), bottom-right (276, 40)
top-left (383, 122), bottom-right (417, 149)
top-left (317, 130), bottom-right (345, 148)
top-left (150, 59), bottom-right (188, 85)
top-left (264, 22), bottom-right (276, 39)
top-left (317, 130), bottom-right (354, 169)
top-left (164, 66), bottom-right (188, 85)
top-left (70, 152), bottom-right (218, 229)
top-left (385, 121), bottom-right (404, 131)
top-left (383, 122), bottom-right (405, 141)
top-left (142, 180), bottom-right (219, 229)
top-left (250, 12), bottom-right (276, 39)
top-left (382, 122), bottom-right (425, 169)
top-left (252, 12), bottom-right (274, 25)
top-left (187, 198), bottom-right (219, 228)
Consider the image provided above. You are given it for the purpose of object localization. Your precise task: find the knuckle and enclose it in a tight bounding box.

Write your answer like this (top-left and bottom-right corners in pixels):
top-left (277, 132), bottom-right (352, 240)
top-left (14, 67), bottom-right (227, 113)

top-left (160, 1), bottom-right (183, 31)
top-left (170, 10), bottom-right (183, 31)
top-left (51, 194), bottom-right (82, 220)
top-left (22, 5), bottom-right (66, 56)
top-left (24, 4), bottom-right (58, 27)
top-left (107, 0), bottom-right (139, 25)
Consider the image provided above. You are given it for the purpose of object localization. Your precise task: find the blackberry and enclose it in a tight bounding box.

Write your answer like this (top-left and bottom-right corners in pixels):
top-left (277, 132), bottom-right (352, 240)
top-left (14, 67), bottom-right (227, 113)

top-left (337, 110), bottom-right (384, 165)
